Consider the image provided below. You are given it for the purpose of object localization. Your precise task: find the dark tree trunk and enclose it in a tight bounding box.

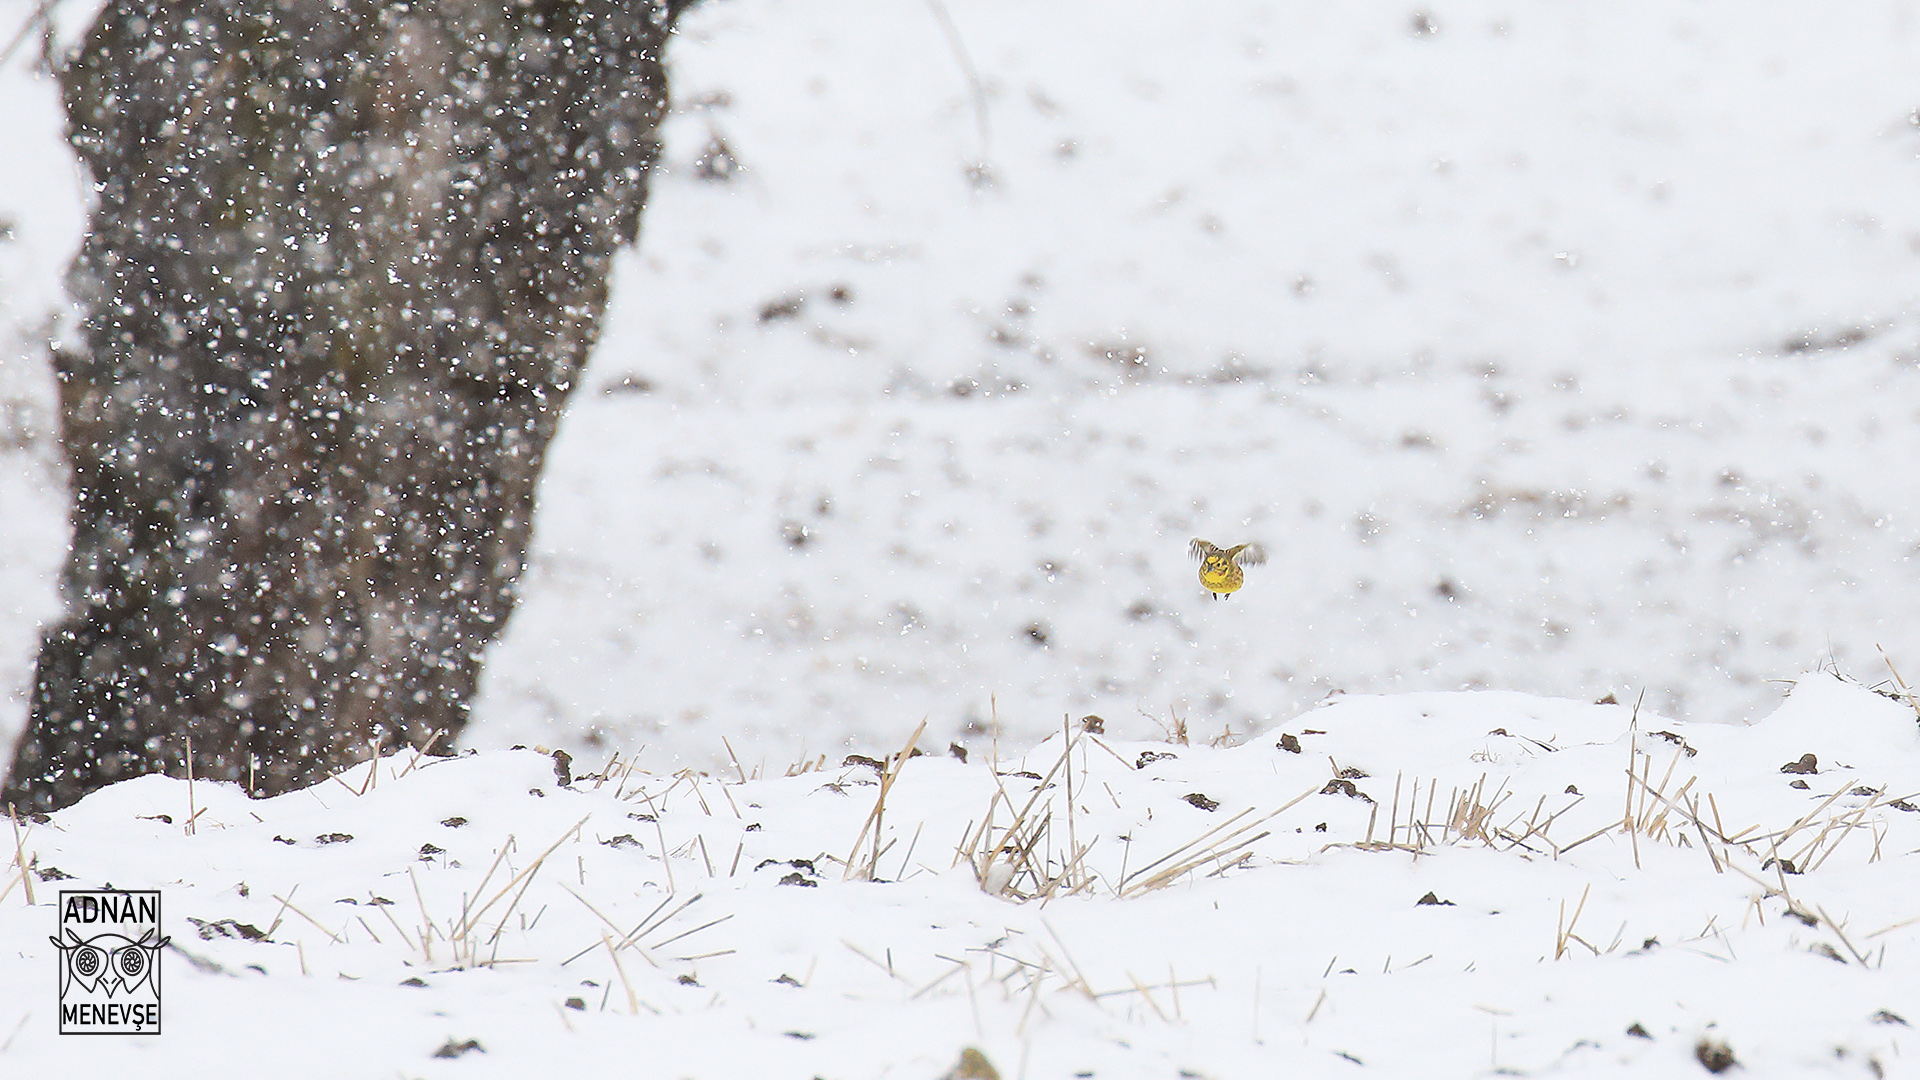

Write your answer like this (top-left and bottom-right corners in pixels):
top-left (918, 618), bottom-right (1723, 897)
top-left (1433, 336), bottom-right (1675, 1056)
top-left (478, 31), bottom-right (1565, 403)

top-left (4, 0), bottom-right (692, 811)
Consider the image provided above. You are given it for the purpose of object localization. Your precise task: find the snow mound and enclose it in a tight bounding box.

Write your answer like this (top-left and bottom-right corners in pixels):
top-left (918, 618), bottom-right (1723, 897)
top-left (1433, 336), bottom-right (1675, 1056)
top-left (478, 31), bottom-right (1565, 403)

top-left (4, 676), bottom-right (1917, 1075)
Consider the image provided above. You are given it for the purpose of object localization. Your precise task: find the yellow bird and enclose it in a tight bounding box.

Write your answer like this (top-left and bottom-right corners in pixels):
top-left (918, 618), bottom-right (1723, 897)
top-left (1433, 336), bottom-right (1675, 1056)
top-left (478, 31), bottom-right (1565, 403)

top-left (1190, 538), bottom-right (1266, 599)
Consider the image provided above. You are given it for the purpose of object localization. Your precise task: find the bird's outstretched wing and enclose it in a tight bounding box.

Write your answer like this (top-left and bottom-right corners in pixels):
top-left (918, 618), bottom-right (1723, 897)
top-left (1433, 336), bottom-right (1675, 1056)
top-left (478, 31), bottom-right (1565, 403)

top-left (1233, 543), bottom-right (1267, 568)
top-left (1189, 538), bottom-right (1211, 561)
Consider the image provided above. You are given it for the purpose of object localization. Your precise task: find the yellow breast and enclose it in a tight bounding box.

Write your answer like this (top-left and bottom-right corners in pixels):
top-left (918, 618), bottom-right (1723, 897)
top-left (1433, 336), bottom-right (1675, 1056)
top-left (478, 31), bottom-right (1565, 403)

top-left (1199, 558), bottom-right (1243, 594)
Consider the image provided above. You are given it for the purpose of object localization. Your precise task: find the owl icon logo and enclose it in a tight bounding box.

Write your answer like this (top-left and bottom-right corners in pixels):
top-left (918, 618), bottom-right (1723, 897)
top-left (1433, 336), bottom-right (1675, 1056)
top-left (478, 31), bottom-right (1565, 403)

top-left (55, 889), bottom-right (165, 1034)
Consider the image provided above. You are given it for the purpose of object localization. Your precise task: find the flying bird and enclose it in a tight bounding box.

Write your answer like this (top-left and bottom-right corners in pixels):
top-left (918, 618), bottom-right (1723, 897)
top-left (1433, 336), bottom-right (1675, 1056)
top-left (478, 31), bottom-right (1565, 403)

top-left (1190, 538), bottom-right (1265, 600)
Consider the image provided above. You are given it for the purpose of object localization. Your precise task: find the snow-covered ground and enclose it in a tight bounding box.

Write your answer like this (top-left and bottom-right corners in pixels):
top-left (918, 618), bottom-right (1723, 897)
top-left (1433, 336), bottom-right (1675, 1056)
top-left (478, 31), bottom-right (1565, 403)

top-left (475, 0), bottom-right (1920, 766)
top-left (5, 0), bottom-right (1920, 1074)
top-left (4, 675), bottom-right (1918, 1075)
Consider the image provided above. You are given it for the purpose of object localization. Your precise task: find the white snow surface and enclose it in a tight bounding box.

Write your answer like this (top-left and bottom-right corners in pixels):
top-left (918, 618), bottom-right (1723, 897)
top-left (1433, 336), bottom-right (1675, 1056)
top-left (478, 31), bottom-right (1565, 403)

top-left (4, 0), bottom-right (1920, 1073)
top-left (472, 0), bottom-right (1920, 764)
top-left (4, 675), bottom-right (1920, 1075)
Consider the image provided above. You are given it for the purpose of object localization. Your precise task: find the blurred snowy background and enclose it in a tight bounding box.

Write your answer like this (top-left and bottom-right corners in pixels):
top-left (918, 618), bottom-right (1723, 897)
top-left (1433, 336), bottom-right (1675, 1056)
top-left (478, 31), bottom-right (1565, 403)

top-left (7, 0), bottom-right (1920, 773)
